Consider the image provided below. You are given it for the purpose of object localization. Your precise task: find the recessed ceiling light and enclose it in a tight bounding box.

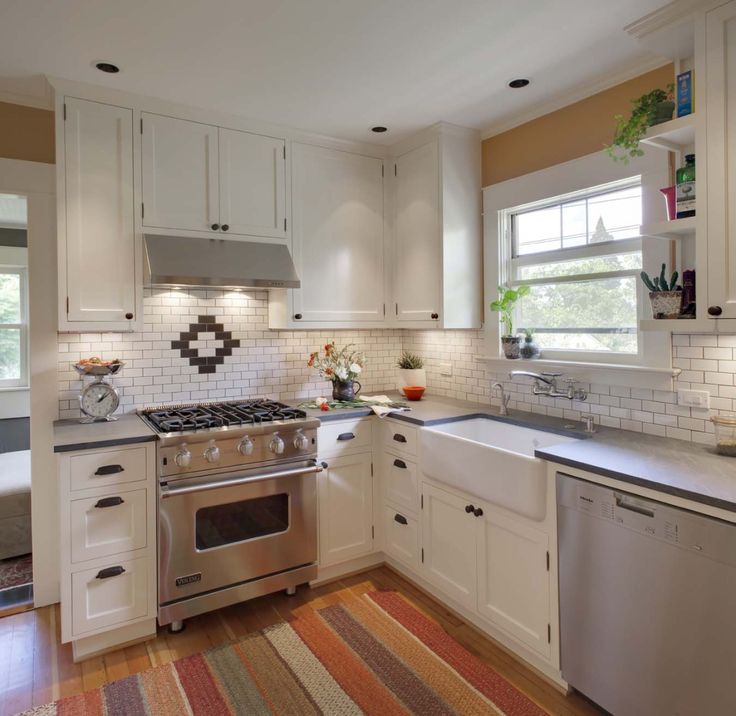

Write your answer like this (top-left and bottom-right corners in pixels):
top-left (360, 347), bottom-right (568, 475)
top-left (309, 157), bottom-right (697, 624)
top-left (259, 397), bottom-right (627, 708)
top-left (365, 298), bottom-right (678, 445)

top-left (95, 62), bottom-right (120, 74)
top-left (371, 126), bottom-right (388, 133)
top-left (508, 78), bottom-right (530, 89)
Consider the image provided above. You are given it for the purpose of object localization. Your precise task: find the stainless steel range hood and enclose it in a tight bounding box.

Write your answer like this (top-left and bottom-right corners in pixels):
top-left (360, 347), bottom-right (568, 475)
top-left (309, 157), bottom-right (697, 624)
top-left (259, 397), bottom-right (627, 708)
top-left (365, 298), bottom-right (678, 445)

top-left (144, 235), bottom-right (300, 289)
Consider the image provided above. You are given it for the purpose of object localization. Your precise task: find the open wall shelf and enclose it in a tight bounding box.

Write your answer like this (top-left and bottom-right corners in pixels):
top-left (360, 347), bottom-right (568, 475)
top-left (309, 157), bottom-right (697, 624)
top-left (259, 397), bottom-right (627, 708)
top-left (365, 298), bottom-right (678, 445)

top-left (640, 114), bottom-right (695, 152)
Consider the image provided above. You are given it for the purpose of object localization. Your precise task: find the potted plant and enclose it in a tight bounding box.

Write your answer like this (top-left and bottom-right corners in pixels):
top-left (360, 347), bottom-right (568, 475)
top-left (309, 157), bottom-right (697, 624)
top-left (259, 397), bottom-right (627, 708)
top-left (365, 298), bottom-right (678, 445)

top-left (606, 84), bottom-right (675, 163)
top-left (308, 342), bottom-right (365, 401)
top-left (490, 284), bottom-right (531, 359)
top-left (519, 328), bottom-right (541, 359)
top-left (640, 264), bottom-right (682, 319)
top-left (396, 351), bottom-right (426, 389)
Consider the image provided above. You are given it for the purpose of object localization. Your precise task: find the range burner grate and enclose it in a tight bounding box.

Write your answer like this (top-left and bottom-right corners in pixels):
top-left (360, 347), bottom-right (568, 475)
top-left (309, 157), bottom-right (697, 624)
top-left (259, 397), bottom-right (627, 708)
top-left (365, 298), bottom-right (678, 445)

top-left (140, 399), bottom-right (307, 433)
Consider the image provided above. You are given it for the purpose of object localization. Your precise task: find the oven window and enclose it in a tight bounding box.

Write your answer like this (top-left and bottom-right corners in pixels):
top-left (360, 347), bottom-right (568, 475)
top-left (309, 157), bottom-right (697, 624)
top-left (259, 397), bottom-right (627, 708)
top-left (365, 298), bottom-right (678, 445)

top-left (195, 493), bottom-right (289, 550)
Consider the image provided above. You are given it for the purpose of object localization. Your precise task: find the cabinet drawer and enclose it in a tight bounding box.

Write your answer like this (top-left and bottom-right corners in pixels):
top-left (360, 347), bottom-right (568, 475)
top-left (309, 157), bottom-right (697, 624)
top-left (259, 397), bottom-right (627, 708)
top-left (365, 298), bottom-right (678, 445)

top-left (381, 452), bottom-right (419, 513)
top-left (70, 489), bottom-right (147, 563)
top-left (71, 556), bottom-right (150, 636)
top-left (383, 506), bottom-right (420, 569)
top-left (69, 447), bottom-right (148, 492)
top-left (382, 421), bottom-right (417, 456)
top-left (319, 419), bottom-right (372, 457)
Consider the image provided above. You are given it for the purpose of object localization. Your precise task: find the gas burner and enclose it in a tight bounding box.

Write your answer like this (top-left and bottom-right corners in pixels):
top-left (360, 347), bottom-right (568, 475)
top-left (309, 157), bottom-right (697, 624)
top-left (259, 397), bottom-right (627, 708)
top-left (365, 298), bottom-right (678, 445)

top-left (139, 399), bottom-right (307, 434)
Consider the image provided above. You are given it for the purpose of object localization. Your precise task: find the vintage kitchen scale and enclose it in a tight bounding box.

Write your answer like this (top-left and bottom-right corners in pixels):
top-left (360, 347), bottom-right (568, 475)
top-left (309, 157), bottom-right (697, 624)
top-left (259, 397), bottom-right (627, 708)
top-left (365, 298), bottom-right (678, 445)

top-left (73, 360), bottom-right (124, 422)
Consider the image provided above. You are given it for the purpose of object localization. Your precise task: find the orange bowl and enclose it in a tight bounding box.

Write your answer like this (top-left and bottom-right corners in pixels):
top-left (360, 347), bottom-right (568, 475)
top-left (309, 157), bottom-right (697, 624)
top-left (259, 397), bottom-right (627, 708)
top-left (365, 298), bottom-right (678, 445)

top-left (402, 386), bottom-right (425, 401)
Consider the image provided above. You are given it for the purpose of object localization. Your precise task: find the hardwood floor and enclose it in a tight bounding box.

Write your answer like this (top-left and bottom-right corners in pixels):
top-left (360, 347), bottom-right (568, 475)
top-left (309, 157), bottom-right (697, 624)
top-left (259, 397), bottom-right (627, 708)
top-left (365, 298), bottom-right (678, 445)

top-left (0, 566), bottom-right (604, 715)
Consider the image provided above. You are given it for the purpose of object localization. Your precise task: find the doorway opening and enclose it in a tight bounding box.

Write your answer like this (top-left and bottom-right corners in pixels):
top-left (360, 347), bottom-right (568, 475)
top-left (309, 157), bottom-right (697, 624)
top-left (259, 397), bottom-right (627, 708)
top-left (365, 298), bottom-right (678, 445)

top-left (0, 193), bottom-right (32, 614)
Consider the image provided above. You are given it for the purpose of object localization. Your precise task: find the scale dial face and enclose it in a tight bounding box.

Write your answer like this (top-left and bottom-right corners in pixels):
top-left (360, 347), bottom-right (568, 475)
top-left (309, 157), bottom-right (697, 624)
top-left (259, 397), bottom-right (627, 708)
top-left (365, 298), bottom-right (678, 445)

top-left (80, 380), bottom-right (120, 420)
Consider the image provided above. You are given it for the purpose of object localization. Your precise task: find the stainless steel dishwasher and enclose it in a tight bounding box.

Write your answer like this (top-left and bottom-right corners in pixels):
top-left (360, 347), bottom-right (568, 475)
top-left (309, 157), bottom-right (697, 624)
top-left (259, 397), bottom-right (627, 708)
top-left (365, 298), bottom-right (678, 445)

top-left (557, 473), bottom-right (736, 716)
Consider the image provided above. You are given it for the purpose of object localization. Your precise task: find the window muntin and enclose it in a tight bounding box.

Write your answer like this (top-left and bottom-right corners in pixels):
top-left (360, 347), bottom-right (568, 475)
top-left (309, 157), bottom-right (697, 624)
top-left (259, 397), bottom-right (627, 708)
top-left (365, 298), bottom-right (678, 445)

top-left (507, 179), bottom-right (642, 357)
top-left (0, 267), bottom-right (28, 387)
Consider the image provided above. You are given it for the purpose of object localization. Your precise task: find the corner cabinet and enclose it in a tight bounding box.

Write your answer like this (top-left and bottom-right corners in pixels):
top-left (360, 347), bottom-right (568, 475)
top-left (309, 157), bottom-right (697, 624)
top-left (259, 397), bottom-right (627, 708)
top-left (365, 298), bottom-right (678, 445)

top-left (57, 97), bottom-right (140, 331)
top-left (141, 113), bottom-right (288, 240)
top-left (705, 1), bottom-right (736, 319)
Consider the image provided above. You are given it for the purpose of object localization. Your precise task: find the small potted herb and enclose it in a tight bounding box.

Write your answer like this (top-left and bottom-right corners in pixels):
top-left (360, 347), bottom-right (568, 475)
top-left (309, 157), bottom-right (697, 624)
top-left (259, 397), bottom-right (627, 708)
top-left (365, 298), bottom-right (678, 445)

top-left (396, 351), bottom-right (426, 389)
top-left (640, 264), bottom-right (682, 319)
top-left (606, 84), bottom-right (675, 163)
top-left (490, 284), bottom-right (531, 359)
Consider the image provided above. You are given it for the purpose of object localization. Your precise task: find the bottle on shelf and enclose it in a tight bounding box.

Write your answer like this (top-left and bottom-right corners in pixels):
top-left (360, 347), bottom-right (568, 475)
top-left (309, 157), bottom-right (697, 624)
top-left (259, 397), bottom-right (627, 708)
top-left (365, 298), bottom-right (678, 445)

top-left (676, 154), bottom-right (696, 219)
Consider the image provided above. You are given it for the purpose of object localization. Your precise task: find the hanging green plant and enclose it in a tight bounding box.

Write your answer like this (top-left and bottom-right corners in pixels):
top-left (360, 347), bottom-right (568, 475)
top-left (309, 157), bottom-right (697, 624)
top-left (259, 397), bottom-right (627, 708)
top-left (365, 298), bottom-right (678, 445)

top-left (606, 84), bottom-right (675, 163)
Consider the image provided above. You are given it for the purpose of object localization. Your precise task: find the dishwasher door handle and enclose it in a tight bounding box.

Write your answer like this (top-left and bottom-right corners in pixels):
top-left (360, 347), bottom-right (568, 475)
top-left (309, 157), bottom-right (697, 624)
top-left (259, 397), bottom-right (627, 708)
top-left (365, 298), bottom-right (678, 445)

top-left (615, 493), bottom-right (655, 518)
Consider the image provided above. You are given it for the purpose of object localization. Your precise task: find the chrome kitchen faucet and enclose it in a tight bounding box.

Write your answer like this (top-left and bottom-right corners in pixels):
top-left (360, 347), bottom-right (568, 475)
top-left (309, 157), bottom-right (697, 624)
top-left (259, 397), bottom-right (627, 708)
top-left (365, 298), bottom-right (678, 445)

top-left (509, 371), bottom-right (587, 401)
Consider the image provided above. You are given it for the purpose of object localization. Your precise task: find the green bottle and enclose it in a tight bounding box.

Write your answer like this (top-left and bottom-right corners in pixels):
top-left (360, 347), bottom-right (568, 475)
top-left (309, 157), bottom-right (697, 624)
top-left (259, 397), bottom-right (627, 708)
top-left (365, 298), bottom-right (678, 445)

top-left (676, 154), bottom-right (696, 218)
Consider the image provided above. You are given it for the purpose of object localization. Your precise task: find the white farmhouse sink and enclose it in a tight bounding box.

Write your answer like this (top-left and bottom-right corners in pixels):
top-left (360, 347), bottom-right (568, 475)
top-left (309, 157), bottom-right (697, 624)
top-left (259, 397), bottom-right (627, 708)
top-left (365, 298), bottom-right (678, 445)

top-left (420, 418), bottom-right (578, 521)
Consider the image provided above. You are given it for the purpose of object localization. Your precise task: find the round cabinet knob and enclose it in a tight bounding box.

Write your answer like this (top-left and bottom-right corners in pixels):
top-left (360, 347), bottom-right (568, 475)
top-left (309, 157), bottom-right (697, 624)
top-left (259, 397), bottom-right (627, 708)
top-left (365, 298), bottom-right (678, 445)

top-left (473, 507), bottom-right (484, 517)
top-left (293, 430), bottom-right (309, 451)
top-left (465, 504), bottom-right (475, 514)
top-left (431, 313), bottom-right (439, 320)
top-left (174, 444), bottom-right (192, 468)
top-left (221, 224), bottom-right (229, 232)
top-left (125, 312), bottom-right (134, 320)
top-left (211, 223), bottom-right (220, 231)
top-left (203, 440), bottom-right (221, 464)
top-left (269, 434), bottom-right (285, 455)
top-left (237, 437), bottom-right (254, 456)
top-left (708, 305), bottom-right (723, 316)
top-left (294, 314), bottom-right (303, 320)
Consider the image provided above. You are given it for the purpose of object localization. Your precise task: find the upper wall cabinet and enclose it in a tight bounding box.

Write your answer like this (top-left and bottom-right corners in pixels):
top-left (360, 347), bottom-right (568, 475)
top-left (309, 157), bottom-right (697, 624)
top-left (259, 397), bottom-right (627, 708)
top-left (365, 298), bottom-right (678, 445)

top-left (392, 126), bottom-right (482, 329)
top-left (289, 143), bottom-right (385, 324)
top-left (59, 97), bottom-right (138, 331)
top-left (141, 113), bottom-right (287, 240)
top-left (705, 0), bottom-right (736, 319)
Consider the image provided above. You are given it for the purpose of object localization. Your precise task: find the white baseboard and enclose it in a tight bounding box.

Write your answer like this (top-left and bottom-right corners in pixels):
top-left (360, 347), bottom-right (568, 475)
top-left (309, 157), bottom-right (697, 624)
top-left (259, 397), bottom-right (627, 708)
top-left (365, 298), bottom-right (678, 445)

top-left (72, 618), bottom-right (156, 662)
top-left (311, 552), bottom-right (385, 586)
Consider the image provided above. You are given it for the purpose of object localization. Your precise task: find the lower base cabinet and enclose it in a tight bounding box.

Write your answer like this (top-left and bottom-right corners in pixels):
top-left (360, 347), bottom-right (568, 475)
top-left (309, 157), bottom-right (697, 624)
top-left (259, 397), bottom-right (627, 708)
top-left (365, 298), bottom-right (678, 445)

top-left (420, 481), bottom-right (552, 658)
top-left (318, 452), bottom-right (374, 567)
top-left (383, 505), bottom-right (420, 569)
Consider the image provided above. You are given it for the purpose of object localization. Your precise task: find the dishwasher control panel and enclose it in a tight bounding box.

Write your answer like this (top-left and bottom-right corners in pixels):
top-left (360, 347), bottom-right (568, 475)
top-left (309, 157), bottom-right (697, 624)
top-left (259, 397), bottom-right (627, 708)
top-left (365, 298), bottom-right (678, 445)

top-left (558, 473), bottom-right (736, 565)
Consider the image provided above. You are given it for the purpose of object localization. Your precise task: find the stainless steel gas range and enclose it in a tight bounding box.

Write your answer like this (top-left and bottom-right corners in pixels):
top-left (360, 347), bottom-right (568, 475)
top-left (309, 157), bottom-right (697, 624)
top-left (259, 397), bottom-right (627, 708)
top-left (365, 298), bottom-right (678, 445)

top-left (138, 399), bottom-right (321, 632)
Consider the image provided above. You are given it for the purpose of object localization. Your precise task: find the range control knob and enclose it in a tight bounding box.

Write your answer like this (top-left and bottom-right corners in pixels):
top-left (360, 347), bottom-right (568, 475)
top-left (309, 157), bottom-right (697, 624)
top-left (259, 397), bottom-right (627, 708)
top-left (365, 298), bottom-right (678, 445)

top-left (174, 444), bottom-right (192, 468)
top-left (269, 434), bottom-right (285, 455)
top-left (293, 430), bottom-right (310, 451)
top-left (237, 436), bottom-right (255, 456)
top-left (203, 439), bottom-right (221, 464)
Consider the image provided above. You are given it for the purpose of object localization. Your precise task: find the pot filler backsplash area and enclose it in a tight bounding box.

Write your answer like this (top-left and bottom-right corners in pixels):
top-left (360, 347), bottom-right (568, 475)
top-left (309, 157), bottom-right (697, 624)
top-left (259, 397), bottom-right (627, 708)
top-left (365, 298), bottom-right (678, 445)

top-left (58, 288), bottom-right (733, 446)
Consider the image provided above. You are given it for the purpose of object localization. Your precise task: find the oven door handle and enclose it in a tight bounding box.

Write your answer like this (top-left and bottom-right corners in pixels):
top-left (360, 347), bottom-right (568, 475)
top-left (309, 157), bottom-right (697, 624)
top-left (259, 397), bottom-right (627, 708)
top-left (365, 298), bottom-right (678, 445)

top-left (159, 464), bottom-right (323, 499)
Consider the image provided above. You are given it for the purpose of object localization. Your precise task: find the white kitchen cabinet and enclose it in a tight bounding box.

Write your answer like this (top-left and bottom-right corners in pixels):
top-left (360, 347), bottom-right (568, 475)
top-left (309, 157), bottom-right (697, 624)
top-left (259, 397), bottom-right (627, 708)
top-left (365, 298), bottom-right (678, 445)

top-left (421, 483), bottom-right (477, 611)
top-left (289, 143), bottom-right (385, 323)
top-left (383, 505), bottom-right (420, 569)
top-left (477, 507), bottom-right (550, 657)
top-left (59, 97), bottom-right (138, 330)
top-left (381, 451), bottom-right (419, 513)
top-left (219, 128), bottom-right (286, 239)
top-left (141, 114), bottom-right (286, 239)
top-left (141, 113), bottom-right (220, 233)
top-left (706, 1), bottom-right (736, 319)
top-left (392, 125), bottom-right (482, 328)
top-left (318, 452), bottom-right (374, 566)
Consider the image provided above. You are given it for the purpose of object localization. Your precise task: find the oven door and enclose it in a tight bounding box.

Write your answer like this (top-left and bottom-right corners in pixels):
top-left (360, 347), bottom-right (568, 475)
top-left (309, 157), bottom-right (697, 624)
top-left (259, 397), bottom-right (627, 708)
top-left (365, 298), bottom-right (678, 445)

top-left (158, 461), bottom-right (319, 605)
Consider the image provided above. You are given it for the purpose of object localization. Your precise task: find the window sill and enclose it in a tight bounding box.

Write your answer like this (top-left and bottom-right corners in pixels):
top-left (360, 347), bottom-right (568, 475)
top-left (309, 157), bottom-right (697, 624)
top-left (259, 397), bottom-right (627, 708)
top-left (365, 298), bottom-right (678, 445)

top-left (476, 356), bottom-right (681, 391)
top-left (0, 386), bottom-right (30, 393)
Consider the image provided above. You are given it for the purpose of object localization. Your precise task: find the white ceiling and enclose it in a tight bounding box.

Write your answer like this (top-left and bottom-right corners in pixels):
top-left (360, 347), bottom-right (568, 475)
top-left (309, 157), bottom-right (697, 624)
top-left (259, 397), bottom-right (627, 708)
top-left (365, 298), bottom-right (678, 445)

top-left (0, 0), bottom-right (667, 143)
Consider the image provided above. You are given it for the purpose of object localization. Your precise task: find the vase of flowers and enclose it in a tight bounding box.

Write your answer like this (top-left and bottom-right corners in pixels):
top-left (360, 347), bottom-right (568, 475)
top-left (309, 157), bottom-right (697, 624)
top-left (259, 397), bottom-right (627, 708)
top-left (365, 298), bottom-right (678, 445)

top-left (308, 342), bottom-right (365, 401)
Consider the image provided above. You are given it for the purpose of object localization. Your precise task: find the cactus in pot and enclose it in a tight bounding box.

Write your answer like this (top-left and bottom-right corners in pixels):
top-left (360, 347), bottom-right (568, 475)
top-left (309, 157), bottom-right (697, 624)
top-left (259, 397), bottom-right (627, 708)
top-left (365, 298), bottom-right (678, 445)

top-left (641, 264), bottom-right (682, 319)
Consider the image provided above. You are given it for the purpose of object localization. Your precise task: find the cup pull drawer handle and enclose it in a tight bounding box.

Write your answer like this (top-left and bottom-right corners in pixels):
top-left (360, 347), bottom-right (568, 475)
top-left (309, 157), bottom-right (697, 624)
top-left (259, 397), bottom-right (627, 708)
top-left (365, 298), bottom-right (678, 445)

top-left (94, 464), bottom-right (124, 476)
top-left (393, 433), bottom-right (407, 443)
top-left (337, 432), bottom-right (355, 441)
top-left (393, 459), bottom-right (407, 469)
top-left (94, 496), bottom-right (125, 509)
top-left (394, 513), bottom-right (408, 525)
top-left (95, 565), bottom-right (126, 580)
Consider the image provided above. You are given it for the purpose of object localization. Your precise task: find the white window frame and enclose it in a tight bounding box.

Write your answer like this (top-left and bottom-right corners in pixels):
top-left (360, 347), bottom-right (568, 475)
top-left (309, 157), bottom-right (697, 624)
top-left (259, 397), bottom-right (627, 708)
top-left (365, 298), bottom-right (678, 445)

top-left (0, 264), bottom-right (29, 388)
top-left (483, 150), bottom-right (673, 377)
top-left (503, 177), bottom-right (644, 365)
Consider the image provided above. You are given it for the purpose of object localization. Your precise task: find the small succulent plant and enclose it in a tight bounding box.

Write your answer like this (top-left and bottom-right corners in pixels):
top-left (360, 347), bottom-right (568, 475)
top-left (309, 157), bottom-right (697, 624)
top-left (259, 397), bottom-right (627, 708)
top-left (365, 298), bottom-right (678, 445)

top-left (640, 263), bottom-right (680, 292)
top-left (397, 351), bottom-right (424, 370)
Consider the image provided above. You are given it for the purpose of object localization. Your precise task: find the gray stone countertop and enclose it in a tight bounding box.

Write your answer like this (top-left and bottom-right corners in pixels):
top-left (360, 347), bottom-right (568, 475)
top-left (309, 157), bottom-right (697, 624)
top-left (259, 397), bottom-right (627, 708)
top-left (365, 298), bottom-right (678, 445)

top-left (54, 414), bottom-right (156, 453)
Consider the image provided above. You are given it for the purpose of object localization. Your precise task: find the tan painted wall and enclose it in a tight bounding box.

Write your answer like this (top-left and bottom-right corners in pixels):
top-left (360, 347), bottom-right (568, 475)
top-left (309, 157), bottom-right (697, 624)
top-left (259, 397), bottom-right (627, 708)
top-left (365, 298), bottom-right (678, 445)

top-left (0, 101), bottom-right (55, 164)
top-left (482, 64), bottom-right (674, 187)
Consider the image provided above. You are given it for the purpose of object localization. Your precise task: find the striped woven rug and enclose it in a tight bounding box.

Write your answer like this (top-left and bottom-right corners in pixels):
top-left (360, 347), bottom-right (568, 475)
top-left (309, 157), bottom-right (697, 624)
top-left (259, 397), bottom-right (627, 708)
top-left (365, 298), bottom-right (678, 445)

top-left (23, 590), bottom-right (549, 715)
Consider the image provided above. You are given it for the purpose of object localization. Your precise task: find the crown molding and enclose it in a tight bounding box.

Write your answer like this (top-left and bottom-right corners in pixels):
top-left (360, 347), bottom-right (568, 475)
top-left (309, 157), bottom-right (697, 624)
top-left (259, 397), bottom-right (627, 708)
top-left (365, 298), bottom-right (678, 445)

top-left (624, 0), bottom-right (712, 40)
top-left (0, 76), bottom-right (53, 111)
top-left (480, 57), bottom-right (669, 140)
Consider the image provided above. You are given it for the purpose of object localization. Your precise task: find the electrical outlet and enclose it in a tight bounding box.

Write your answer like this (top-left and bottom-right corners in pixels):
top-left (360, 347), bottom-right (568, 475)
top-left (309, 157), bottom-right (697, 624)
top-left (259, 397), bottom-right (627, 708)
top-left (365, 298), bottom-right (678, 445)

top-left (678, 389), bottom-right (710, 409)
top-left (439, 362), bottom-right (453, 377)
